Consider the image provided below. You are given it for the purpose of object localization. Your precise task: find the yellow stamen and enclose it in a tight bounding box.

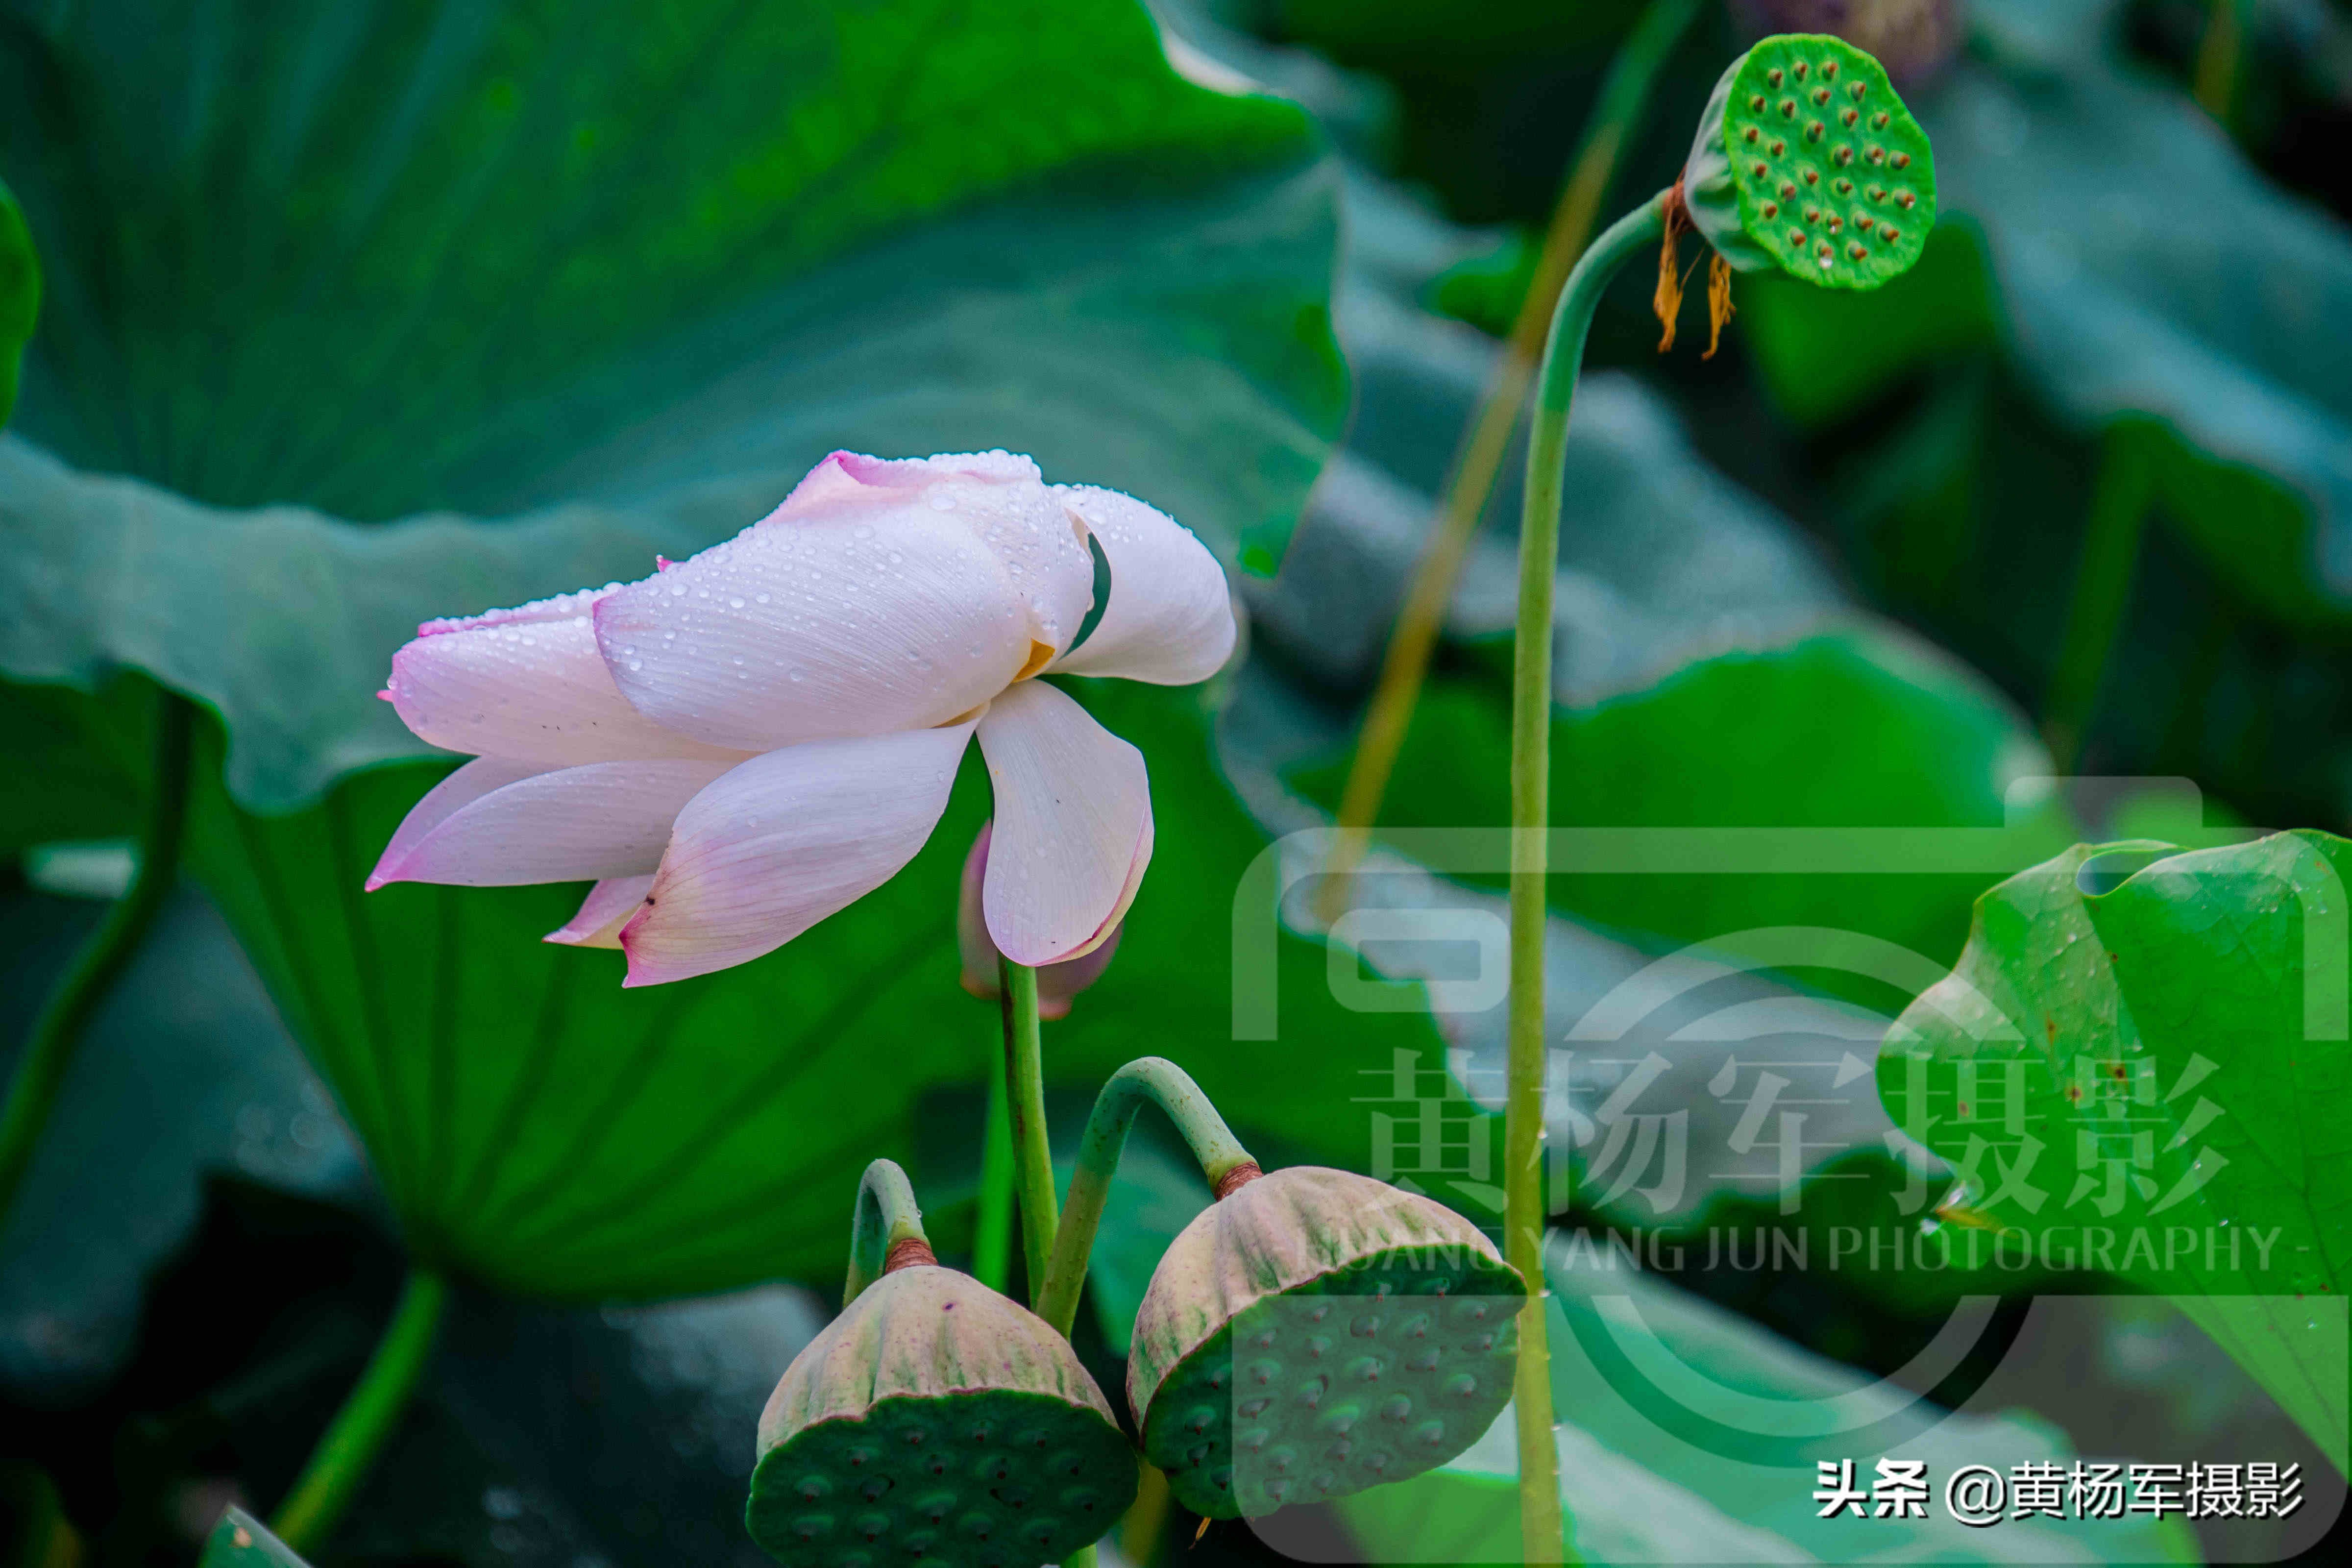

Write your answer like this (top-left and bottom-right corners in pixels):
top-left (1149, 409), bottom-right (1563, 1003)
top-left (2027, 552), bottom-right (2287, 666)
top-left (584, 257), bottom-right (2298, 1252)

top-left (1703, 252), bottom-right (1734, 360)
top-left (1013, 638), bottom-right (1055, 682)
top-left (1654, 201), bottom-right (1687, 352)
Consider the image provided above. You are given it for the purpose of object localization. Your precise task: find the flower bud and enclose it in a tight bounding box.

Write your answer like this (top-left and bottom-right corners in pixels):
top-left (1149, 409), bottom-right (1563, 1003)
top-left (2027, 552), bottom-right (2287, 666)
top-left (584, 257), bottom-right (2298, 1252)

top-left (748, 1262), bottom-right (1138, 1568)
top-left (956, 821), bottom-right (1121, 1018)
top-left (1125, 1167), bottom-right (1524, 1518)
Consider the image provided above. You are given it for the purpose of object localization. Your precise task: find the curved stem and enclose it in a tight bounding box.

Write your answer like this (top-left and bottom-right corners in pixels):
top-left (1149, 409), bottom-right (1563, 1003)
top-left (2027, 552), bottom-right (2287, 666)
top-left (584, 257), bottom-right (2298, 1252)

top-left (2043, 424), bottom-right (2154, 773)
top-left (1316, 0), bottom-right (1702, 920)
top-left (973, 1030), bottom-right (1016, 1292)
top-left (844, 1157), bottom-right (932, 1305)
top-left (0, 687), bottom-right (196, 1231)
top-left (270, 1266), bottom-right (448, 1553)
top-left (1034, 1057), bottom-right (1257, 1338)
top-left (998, 958), bottom-right (1057, 1303)
top-left (1508, 192), bottom-right (1669, 1568)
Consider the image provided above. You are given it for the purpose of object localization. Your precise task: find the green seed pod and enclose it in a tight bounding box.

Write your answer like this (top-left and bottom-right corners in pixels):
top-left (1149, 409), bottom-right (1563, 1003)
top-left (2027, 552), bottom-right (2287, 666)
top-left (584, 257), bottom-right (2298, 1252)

top-left (1681, 33), bottom-right (1936, 290)
top-left (1126, 1166), bottom-right (1525, 1519)
top-left (748, 1165), bottom-right (1137, 1568)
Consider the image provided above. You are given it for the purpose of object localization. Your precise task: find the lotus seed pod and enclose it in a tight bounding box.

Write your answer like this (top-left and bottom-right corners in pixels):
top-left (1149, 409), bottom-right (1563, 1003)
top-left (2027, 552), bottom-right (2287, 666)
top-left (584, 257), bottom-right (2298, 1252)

top-left (1727, 0), bottom-right (1961, 87)
top-left (1126, 1166), bottom-right (1525, 1518)
top-left (747, 1265), bottom-right (1138, 1568)
top-left (1681, 32), bottom-right (1936, 290)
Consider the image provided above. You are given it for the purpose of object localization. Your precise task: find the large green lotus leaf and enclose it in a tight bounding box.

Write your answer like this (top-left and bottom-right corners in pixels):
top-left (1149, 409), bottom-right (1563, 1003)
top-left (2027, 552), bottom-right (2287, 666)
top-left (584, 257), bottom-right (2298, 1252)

top-left (0, 0), bottom-right (1347, 812)
top-left (0, 444), bottom-right (715, 812)
top-left (0, 670), bottom-right (151, 853)
top-left (1286, 625), bottom-right (2074, 1003)
top-left (182, 678), bottom-right (1443, 1301)
top-left (1326, 1252), bottom-right (2192, 1565)
top-left (1747, 0), bottom-right (2352, 624)
top-left (0, 0), bottom-right (1334, 526)
top-left (201, 1509), bottom-right (312, 1568)
top-left (0, 178), bottom-right (31, 428)
top-left (0, 883), bottom-right (365, 1402)
top-left (1881, 831), bottom-right (2352, 1470)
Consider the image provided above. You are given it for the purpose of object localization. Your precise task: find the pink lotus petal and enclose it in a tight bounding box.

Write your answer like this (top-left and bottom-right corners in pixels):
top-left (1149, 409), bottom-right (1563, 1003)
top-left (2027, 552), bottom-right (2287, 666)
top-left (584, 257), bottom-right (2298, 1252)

top-left (592, 511), bottom-right (1032, 752)
top-left (956, 820), bottom-right (1122, 1018)
top-left (1049, 486), bottom-right (1236, 684)
top-left (975, 682), bottom-right (1152, 967)
top-left (546, 875), bottom-right (657, 948)
top-left (772, 449), bottom-right (1045, 521)
top-left (368, 757), bottom-right (552, 889)
top-left (368, 758), bottom-right (737, 888)
top-left (417, 584), bottom-right (623, 638)
top-left (388, 608), bottom-right (746, 767)
top-left (618, 722), bottom-right (978, 986)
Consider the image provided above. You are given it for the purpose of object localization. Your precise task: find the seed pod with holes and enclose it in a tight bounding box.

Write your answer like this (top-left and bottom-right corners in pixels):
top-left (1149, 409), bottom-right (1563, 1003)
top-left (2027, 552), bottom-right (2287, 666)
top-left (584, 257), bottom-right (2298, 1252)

top-left (1681, 32), bottom-right (1936, 289)
top-left (746, 1162), bottom-right (1137, 1568)
top-left (1126, 1166), bottom-right (1525, 1519)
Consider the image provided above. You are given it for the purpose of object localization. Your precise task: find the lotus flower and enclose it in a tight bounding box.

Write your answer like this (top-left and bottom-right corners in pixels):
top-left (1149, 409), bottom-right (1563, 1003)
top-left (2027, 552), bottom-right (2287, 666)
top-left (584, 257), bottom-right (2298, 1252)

top-left (367, 451), bottom-right (1234, 986)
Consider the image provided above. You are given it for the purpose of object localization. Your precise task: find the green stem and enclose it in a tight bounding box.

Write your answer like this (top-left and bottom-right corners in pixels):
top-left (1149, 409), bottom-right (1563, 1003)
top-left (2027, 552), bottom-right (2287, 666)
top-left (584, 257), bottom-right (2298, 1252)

top-left (1508, 192), bottom-right (1668, 1568)
top-left (1034, 1057), bottom-right (1257, 1338)
top-left (2194, 0), bottom-right (2255, 124)
top-left (844, 1157), bottom-right (932, 1306)
top-left (270, 1266), bottom-right (448, 1553)
top-left (1119, 1463), bottom-right (1173, 1568)
top-left (973, 1030), bottom-right (1016, 1292)
top-left (0, 687), bottom-right (196, 1231)
top-left (2043, 424), bottom-right (2155, 773)
top-left (1316, 0), bottom-right (1702, 920)
top-left (998, 957), bottom-right (1057, 1303)
top-left (995, 966), bottom-right (1099, 1568)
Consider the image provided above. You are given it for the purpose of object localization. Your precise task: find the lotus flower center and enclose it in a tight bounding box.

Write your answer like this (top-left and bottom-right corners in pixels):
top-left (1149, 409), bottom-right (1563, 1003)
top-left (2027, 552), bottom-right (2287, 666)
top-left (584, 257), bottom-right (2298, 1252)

top-left (1013, 638), bottom-right (1056, 682)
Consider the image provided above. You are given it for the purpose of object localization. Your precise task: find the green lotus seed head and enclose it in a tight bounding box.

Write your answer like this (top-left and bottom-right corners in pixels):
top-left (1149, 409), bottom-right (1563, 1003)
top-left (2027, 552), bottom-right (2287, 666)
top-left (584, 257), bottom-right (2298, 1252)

top-left (747, 1264), bottom-right (1137, 1568)
top-left (1125, 1166), bottom-right (1526, 1519)
top-left (1681, 33), bottom-right (1936, 290)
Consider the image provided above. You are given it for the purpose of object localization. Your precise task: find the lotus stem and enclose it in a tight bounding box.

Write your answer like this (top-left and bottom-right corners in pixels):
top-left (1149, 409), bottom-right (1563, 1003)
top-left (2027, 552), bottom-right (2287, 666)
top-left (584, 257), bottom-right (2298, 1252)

top-left (973, 1035), bottom-right (1016, 1292)
top-left (0, 686), bottom-right (196, 1232)
top-left (998, 958), bottom-right (1058, 1302)
top-left (2043, 423), bottom-right (2155, 772)
top-left (1119, 1464), bottom-right (1174, 1568)
top-left (271, 1265), bottom-right (449, 1552)
top-left (1316, 0), bottom-right (1702, 921)
top-left (1034, 1057), bottom-right (1258, 1339)
top-left (1507, 192), bottom-right (1671, 1568)
top-left (2194, 0), bottom-right (2254, 123)
top-left (845, 1157), bottom-right (935, 1305)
